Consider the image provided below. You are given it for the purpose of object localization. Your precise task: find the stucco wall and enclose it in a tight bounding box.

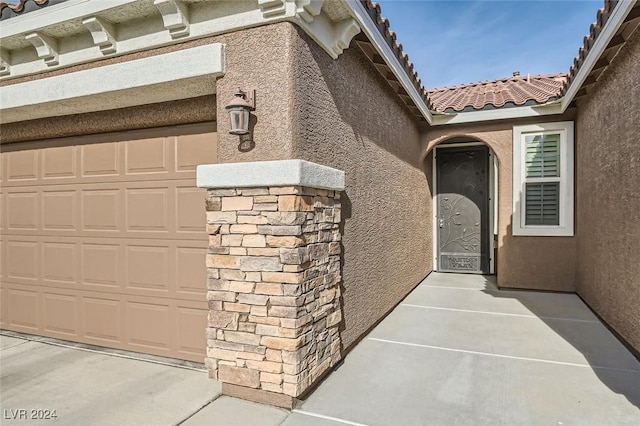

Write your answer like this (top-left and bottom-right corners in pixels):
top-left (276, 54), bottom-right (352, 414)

top-left (289, 28), bottom-right (432, 349)
top-left (423, 115), bottom-right (577, 292)
top-left (575, 26), bottom-right (640, 353)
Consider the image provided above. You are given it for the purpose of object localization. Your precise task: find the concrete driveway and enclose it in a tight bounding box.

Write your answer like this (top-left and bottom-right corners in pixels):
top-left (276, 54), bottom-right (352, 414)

top-left (2, 273), bottom-right (639, 425)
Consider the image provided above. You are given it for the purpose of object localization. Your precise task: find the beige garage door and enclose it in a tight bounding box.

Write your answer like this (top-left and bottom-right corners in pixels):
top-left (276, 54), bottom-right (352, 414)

top-left (0, 123), bottom-right (216, 362)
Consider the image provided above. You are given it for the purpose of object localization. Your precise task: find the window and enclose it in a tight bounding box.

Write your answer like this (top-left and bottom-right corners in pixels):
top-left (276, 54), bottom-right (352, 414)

top-left (513, 122), bottom-right (574, 236)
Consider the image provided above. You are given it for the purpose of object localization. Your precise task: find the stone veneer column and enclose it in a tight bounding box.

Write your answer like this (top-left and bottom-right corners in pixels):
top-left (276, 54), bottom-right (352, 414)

top-left (197, 160), bottom-right (345, 408)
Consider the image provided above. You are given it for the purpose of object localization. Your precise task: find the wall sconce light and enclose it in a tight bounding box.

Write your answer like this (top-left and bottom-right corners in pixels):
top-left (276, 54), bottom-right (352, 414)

top-left (225, 88), bottom-right (255, 135)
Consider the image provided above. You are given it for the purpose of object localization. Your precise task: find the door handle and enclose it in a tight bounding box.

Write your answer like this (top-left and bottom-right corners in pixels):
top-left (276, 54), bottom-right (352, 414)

top-left (438, 219), bottom-right (445, 228)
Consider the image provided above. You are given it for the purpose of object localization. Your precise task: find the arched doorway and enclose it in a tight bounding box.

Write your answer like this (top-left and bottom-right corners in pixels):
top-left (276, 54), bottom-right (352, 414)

top-left (432, 138), bottom-right (498, 274)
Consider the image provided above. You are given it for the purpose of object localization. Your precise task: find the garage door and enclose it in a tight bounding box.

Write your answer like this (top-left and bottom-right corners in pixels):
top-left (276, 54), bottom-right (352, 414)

top-left (0, 123), bottom-right (216, 362)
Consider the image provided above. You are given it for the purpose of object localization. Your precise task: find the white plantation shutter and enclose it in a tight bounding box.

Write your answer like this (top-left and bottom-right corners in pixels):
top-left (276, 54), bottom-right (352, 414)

top-left (513, 122), bottom-right (574, 236)
top-left (525, 182), bottom-right (560, 225)
top-left (525, 134), bottom-right (560, 178)
top-left (524, 134), bottom-right (561, 226)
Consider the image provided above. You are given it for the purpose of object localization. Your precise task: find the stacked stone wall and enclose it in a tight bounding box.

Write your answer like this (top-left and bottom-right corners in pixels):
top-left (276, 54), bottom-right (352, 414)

top-left (204, 185), bottom-right (342, 401)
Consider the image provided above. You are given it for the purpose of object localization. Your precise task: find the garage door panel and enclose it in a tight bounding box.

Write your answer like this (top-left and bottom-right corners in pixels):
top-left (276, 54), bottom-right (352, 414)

top-left (126, 245), bottom-right (171, 292)
top-left (0, 190), bottom-right (5, 232)
top-left (42, 241), bottom-right (77, 284)
top-left (126, 136), bottom-right (170, 175)
top-left (1, 123), bottom-right (215, 362)
top-left (7, 239), bottom-right (39, 281)
top-left (43, 189), bottom-right (78, 231)
top-left (81, 142), bottom-right (121, 178)
top-left (176, 186), bottom-right (207, 234)
top-left (177, 304), bottom-right (208, 359)
top-left (7, 191), bottom-right (39, 231)
top-left (176, 132), bottom-right (217, 173)
top-left (5, 286), bottom-right (40, 331)
top-left (0, 237), bottom-right (5, 281)
top-left (82, 296), bottom-right (123, 344)
top-left (0, 285), bottom-right (6, 328)
top-left (43, 291), bottom-right (78, 337)
top-left (126, 300), bottom-right (172, 352)
top-left (126, 187), bottom-right (170, 232)
top-left (176, 246), bottom-right (207, 295)
top-left (82, 242), bottom-right (123, 289)
top-left (6, 149), bottom-right (38, 182)
top-left (43, 145), bottom-right (76, 180)
top-left (81, 187), bottom-right (122, 232)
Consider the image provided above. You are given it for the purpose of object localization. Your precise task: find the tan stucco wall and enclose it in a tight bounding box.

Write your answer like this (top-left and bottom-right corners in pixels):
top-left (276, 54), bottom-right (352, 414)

top-left (574, 27), bottom-right (640, 353)
top-left (288, 28), bottom-right (432, 349)
top-left (423, 115), bottom-right (577, 292)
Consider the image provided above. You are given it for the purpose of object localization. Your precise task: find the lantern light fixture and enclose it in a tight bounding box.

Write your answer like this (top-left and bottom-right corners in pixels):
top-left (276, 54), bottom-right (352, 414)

top-left (225, 88), bottom-right (255, 135)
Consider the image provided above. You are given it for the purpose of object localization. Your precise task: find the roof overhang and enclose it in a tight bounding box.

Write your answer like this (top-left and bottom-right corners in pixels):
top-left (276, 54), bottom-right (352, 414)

top-left (560, 0), bottom-right (639, 111)
top-left (0, 0), bottom-right (434, 126)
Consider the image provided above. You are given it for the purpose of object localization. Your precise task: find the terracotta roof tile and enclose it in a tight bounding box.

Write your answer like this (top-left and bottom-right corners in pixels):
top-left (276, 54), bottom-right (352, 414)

top-left (0, 0), bottom-right (46, 12)
top-left (361, 0), bottom-right (427, 101)
top-left (426, 74), bottom-right (567, 113)
top-left (0, 0), bottom-right (63, 20)
top-left (562, 0), bottom-right (621, 95)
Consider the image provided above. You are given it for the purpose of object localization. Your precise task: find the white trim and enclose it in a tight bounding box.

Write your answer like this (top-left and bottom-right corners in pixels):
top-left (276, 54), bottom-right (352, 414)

top-left (488, 151), bottom-right (496, 274)
top-left (560, 0), bottom-right (637, 112)
top-left (430, 103), bottom-right (563, 126)
top-left (197, 160), bottom-right (345, 191)
top-left (432, 143), bottom-right (495, 274)
top-left (368, 338), bottom-right (640, 373)
top-left (512, 121), bottom-right (574, 236)
top-left (0, 43), bottom-right (225, 124)
top-left (432, 150), bottom-right (438, 270)
top-left (346, 0), bottom-right (433, 125)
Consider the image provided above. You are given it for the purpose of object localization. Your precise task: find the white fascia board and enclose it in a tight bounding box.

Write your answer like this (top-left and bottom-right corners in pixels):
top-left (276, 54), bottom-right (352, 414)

top-left (430, 103), bottom-right (564, 126)
top-left (343, 0), bottom-right (433, 125)
top-left (560, 0), bottom-right (636, 112)
top-left (197, 160), bottom-right (345, 191)
top-left (0, 0), bottom-right (137, 38)
top-left (0, 43), bottom-right (224, 124)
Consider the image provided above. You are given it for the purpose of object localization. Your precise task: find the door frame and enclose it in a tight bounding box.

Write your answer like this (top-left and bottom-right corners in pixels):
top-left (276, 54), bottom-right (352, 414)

top-left (432, 142), bottom-right (497, 274)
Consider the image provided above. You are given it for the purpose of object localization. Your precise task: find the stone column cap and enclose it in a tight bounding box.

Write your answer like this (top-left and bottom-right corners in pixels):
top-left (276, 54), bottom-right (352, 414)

top-left (197, 159), bottom-right (345, 191)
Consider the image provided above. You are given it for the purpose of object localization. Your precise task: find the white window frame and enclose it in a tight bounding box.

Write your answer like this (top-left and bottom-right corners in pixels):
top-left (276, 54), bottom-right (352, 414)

top-left (512, 121), bottom-right (574, 236)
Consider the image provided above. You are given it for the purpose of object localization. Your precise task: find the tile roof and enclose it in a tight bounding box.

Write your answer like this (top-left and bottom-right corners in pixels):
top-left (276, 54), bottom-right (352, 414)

top-left (426, 74), bottom-right (567, 113)
top-left (0, 0), bottom-right (66, 20)
top-left (360, 0), bottom-right (427, 100)
top-left (562, 0), bottom-right (621, 95)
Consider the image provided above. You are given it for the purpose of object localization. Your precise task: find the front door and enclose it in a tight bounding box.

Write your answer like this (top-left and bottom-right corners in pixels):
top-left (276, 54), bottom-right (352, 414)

top-left (436, 145), bottom-right (490, 274)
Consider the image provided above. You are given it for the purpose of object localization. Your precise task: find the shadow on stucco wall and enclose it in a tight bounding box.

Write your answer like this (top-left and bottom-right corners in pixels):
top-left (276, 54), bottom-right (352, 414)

top-left (290, 27), bottom-right (432, 350)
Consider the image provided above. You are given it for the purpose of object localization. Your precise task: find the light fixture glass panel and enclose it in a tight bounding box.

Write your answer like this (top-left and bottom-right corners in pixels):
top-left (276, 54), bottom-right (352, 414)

top-left (228, 107), bottom-right (250, 135)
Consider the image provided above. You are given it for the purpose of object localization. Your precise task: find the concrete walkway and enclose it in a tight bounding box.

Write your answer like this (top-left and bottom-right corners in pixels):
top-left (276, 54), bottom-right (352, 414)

top-left (2, 273), bottom-right (639, 425)
top-left (289, 273), bottom-right (640, 425)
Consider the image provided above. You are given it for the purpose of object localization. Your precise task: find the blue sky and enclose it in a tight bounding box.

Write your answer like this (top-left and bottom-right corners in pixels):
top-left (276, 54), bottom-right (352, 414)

top-left (375, 0), bottom-right (603, 88)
